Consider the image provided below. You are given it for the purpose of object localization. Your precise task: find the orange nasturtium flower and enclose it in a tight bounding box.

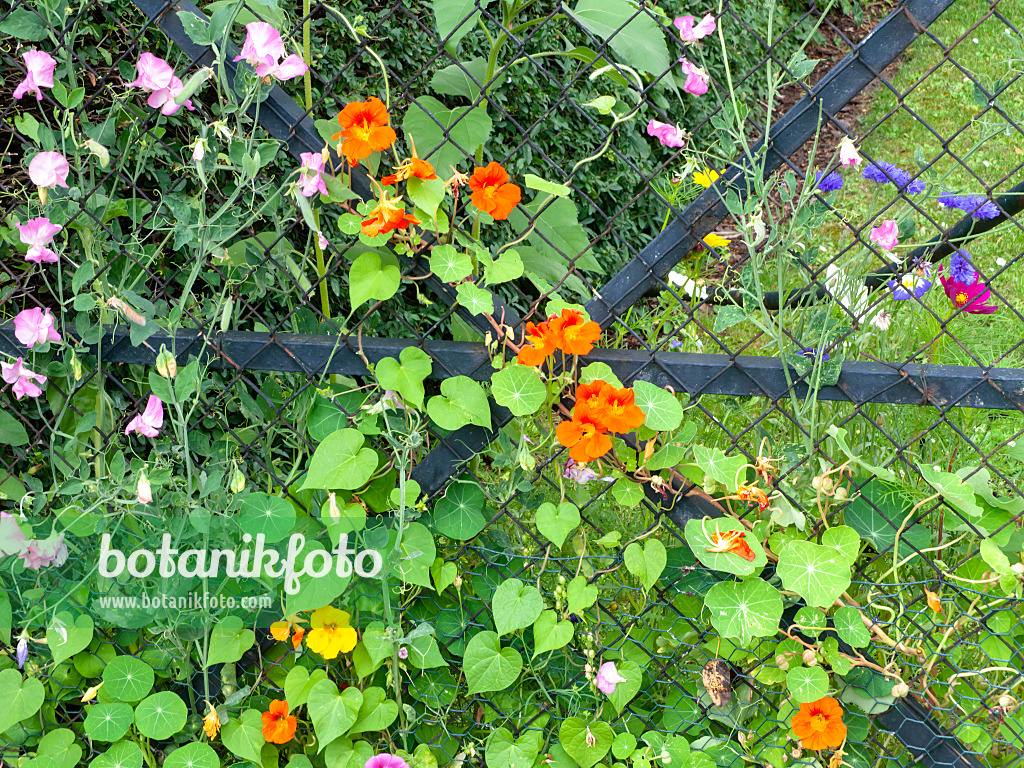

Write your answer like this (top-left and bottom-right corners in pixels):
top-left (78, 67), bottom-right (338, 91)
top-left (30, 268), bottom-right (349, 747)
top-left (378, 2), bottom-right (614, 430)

top-left (792, 697), bottom-right (847, 751)
top-left (467, 161), bottom-right (522, 220)
top-left (556, 413), bottom-right (612, 463)
top-left (599, 387), bottom-right (646, 433)
top-left (574, 379), bottom-right (614, 423)
top-left (924, 588), bottom-right (942, 613)
top-left (270, 613), bottom-right (307, 649)
top-left (381, 138), bottom-right (437, 185)
top-left (736, 483), bottom-right (770, 511)
top-left (332, 97), bottom-right (397, 167)
top-left (705, 529), bottom-right (756, 562)
top-left (551, 309), bottom-right (601, 356)
top-left (362, 191), bottom-right (421, 237)
top-left (517, 319), bottom-right (560, 366)
top-left (261, 699), bottom-right (297, 744)
top-left (203, 701), bottom-right (221, 739)
top-left (306, 606), bottom-right (358, 659)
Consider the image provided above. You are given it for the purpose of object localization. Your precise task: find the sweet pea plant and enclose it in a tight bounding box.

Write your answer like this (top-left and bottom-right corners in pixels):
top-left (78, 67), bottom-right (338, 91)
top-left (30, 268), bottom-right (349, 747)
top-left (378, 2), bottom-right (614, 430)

top-left (2, 4), bottom-right (1024, 768)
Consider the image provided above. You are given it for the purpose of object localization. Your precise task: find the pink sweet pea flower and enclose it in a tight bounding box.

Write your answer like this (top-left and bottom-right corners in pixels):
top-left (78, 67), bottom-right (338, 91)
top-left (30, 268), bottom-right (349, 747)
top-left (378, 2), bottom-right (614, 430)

top-left (125, 394), bottom-right (164, 437)
top-left (18, 217), bottom-right (62, 264)
top-left (1, 358), bottom-right (47, 400)
top-left (13, 307), bottom-right (61, 349)
top-left (595, 661), bottom-right (628, 695)
top-left (28, 151), bottom-right (70, 190)
top-left (674, 13), bottom-right (716, 43)
top-left (128, 53), bottom-right (195, 115)
top-left (646, 119), bottom-right (687, 148)
top-left (869, 219), bottom-right (899, 251)
top-left (14, 50), bottom-right (57, 101)
top-left (299, 151), bottom-right (328, 197)
top-left (19, 532), bottom-right (68, 570)
top-left (838, 137), bottom-right (862, 167)
top-left (679, 58), bottom-right (709, 95)
top-left (137, 472), bottom-right (153, 504)
top-left (234, 22), bottom-right (308, 81)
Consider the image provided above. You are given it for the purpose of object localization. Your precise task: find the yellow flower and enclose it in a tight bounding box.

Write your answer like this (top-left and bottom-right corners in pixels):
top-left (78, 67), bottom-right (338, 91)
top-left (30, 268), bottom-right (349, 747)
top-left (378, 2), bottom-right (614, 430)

top-left (306, 606), bottom-right (358, 659)
top-left (81, 682), bottom-right (103, 703)
top-left (693, 167), bottom-right (720, 188)
top-left (203, 701), bottom-right (221, 739)
top-left (703, 233), bottom-right (731, 248)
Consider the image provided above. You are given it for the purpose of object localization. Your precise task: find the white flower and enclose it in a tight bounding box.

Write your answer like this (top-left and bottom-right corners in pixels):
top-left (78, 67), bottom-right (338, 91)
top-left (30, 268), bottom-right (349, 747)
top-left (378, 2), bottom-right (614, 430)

top-left (996, 257), bottom-right (1006, 267)
top-left (871, 310), bottom-right (892, 331)
top-left (666, 271), bottom-right (707, 300)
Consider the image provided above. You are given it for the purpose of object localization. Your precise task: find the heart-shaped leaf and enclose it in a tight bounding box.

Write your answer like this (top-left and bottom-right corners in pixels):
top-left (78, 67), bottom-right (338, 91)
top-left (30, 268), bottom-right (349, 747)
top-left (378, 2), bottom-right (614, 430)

top-left (492, 578), bottom-right (544, 636)
top-left (134, 691), bottom-right (187, 740)
top-left (220, 709), bottom-right (265, 763)
top-left (283, 665), bottom-right (328, 709)
top-left (349, 251), bottom-right (400, 311)
top-left (47, 612), bottom-right (94, 665)
top-left (206, 616), bottom-right (256, 667)
top-left (533, 610), bottom-right (574, 656)
top-left (375, 347), bottom-right (433, 409)
top-left (560, 718), bottom-right (613, 768)
top-left (607, 660), bottom-right (642, 713)
top-left (307, 679), bottom-right (362, 749)
top-left (30, 728), bottom-right (82, 768)
top-left (348, 686), bottom-right (399, 734)
top-left (0, 669), bottom-right (45, 734)
top-left (535, 502), bottom-right (580, 549)
top-left (624, 539), bottom-right (667, 592)
top-left (833, 606), bottom-right (871, 649)
top-left (566, 575), bottom-right (597, 616)
top-left (486, 727), bottom-right (542, 768)
top-left (463, 630), bottom-right (523, 694)
top-left (427, 376), bottom-right (491, 430)
top-left (300, 428), bottom-right (378, 491)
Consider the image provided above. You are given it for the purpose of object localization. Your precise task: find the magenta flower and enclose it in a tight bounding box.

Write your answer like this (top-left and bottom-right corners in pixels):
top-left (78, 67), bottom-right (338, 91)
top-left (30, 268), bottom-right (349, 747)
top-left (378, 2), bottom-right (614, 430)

top-left (595, 661), bottom-right (628, 695)
top-left (1, 358), bottom-right (47, 400)
top-left (869, 219), bottom-right (899, 252)
top-left (13, 50), bottom-right (57, 101)
top-left (299, 151), bottom-right (328, 197)
top-left (838, 137), bottom-right (861, 167)
top-left (646, 119), bottom-right (687, 148)
top-left (128, 53), bottom-right (195, 115)
top-left (940, 270), bottom-right (998, 314)
top-left (234, 22), bottom-right (308, 81)
top-left (364, 755), bottom-right (410, 768)
top-left (18, 217), bottom-right (62, 263)
top-left (674, 13), bottom-right (716, 43)
top-left (125, 394), bottom-right (164, 437)
top-left (28, 151), bottom-right (70, 190)
top-left (13, 308), bottom-right (61, 349)
top-left (678, 58), bottom-right (709, 95)
top-left (19, 532), bottom-right (68, 570)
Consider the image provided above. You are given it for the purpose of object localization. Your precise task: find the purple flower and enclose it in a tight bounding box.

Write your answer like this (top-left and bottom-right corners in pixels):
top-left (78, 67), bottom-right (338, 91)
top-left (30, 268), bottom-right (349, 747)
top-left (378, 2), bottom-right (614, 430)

top-left (815, 171), bottom-right (843, 193)
top-left (937, 192), bottom-right (1000, 220)
top-left (398, 647), bottom-right (408, 660)
top-left (798, 348), bottom-right (830, 361)
top-left (888, 263), bottom-right (933, 300)
top-left (16, 637), bottom-right (28, 669)
top-left (563, 459), bottom-right (613, 484)
top-left (862, 161), bottom-right (925, 194)
top-left (947, 250), bottom-right (976, 284)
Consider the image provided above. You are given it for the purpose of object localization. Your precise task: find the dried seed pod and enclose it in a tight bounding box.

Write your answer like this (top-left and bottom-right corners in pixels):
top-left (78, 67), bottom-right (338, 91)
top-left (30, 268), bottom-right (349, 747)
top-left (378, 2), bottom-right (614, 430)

top-left (702, 659), bottom-right (732, 707)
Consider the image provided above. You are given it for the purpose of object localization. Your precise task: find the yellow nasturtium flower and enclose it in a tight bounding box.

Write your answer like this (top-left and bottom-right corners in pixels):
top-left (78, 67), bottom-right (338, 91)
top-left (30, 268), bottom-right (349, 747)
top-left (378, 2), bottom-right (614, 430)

top-left (703, 233), bottom-right (731, 248)
top-left (306, 606), bottom-right (358, 659)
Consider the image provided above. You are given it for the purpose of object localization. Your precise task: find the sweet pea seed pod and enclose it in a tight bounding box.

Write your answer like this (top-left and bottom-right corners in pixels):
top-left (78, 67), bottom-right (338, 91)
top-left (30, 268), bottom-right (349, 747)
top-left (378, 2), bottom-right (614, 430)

top-left (175, 66), bottom-right (214, 105)
top-left (83, 139), bottom-right (110, 168)
top-left (220, 297), bottom-right (233, 332)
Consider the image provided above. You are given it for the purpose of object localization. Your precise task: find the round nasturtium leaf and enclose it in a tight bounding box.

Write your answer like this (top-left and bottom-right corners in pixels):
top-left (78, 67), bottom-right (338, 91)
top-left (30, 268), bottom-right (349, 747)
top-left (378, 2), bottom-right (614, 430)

top-left (684, 518), bottom-right (767, 577)
top-left (163, 742), bottom-right (219, 768)
top-left (102, 656), bottom-right (155, 702)
top-left (491, 366), bottom-right (546, 417)
top-left (90, 740), bottom-right (143, 768)
top-left (85, 703), bottom-right (135, 743)
top-left (238, 492), bottom-right (296, 544)
top-left (431, 480), bottom-right (487, 541)
top-left (777, 540), bottom-right (852, 608)
top-left (134, 691), bottom-right (187, 740)
top-left (787, 665), bottom-right (829, 703)
top-left (704, 578), bottom-right (784, 646)
top-left (631, 380), bottom-right (682, 432)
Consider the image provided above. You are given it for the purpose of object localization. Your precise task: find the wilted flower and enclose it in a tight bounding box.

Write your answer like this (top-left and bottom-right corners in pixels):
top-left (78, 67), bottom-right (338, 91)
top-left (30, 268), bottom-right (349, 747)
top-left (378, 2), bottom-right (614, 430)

top-left (17, 217), bottom-right (62, 264)
top-left (1, 358), bottom-right (47, 400)
top-left (595, 661), bottom-right (628, 695)
top-left (646, 119), bottom-right (687, 148)
top-left (674, 13), bottom-right (716, 42)
top-left (871, 309), bottom-right (892, 330)
top-left (14, 50), bottom-right (57, 101)
top-left (667, 270), bottom-right (708, 300)
top-left (19, 532), bottom-right (68, 570)
top-left (585, 727), bottom-right (597, 747)
top-left (398, 647), bottom-right (409, 659)
top-left (124, 395), bottom-right (164, 437)
top-left (838, 137), bottom-right (861, 167)
top-left (317, 231), bottom-right (329, 250)
top-left (563, 458), bottom-right (614, 483)
top-left (16, 637), bottom-right (28, 669)
top-left (203, 701), bottom-right (221, 739)
top-left (13, 307), bottom-right (61, 348)
top-left (155, 346), bottom-right (178, 379)
top-left (678, 57), bottom-right (709, 95)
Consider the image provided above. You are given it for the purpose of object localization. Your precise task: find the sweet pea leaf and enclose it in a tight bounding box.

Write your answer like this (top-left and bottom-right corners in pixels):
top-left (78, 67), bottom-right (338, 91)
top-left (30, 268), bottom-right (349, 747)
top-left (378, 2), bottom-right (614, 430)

top-left (631, 380), bottom-right (680, 432)
top-left (787, 666), bottom-right (829, 703)
top-left (376, 347), bottom-right (433, 409)
top-left (624, 539), bottom-right (667, 592)
top-left (0, 408), bottom-right (29, 446)
top-left (491, 366), bottom-right (546, 416)
top-left (827, 426), bottom-right (896, 481)
top-left (535, 501), bottom-right (581, 548)
top-left (427, 376), bottom-right (491, 430)
top-left (463, 631), bottom-right (523, 694)
top-left (349, 252), bottom-right (401, 311)
top-left (704, 578), bottom-right (784, 645)
top-left (134, 692), bottom-right (187, 740)
top-left (301, 428), bottom-right (378, 491)
top-left (492, 578), bottom-right (544, 636)
top-left (560, 717), bottom-right (613, 768)
top-left (777, 541), bottom-right (852, 607)
top-left (533, 610), bottom-right (574, 656)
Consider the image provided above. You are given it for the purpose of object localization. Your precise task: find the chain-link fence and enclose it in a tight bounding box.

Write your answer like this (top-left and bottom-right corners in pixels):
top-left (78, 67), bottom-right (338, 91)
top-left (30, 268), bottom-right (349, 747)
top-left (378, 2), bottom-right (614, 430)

top-left (2, 1), bottom-right (1024, 768)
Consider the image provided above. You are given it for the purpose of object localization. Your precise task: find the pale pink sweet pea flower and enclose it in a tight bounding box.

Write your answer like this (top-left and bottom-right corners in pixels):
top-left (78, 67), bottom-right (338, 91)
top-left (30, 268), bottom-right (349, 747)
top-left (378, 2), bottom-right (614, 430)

top-left (14, 50), bottom-right (57, 100)
top-left (18, 217), bottom-right (62, 264)
top-left (13, 308), bottom-right (61, 349)
top-left (268, 54), bottom-right (309, 80)
top-left (149, 77), bottom-right (195, 115)
top-left (299, 151), bottom-right (328, 197)
top-left (595, 661), bottom-right (628, 695)
top-left (192, 138), bottom-right (207, 162)
top-left (870, 219), bottom-right (899, 251)
top-left (646, 119), bottom-right (687, 148)
top-left (674, 13), bottom-right (716, 43)
top-left (125, 394), bottom-right (164, 437)
top-left (137, 472), bottom-right (152, 504)
top-left (128, 53), bottom-right (194, 115)
top-left (317, 232), bottom-right (329, 250)
top-left (1, 358), bottom-right (47, 400)
top-left (28, 151), bottom-right (70, 190)
top-left (678, 58), bottom-right (709, 95)
top-left (19, 532), bottom-right (68, 570)
top-left (838, 137), bottom-right (862, 167)
top-left (234, 22), bottom-right (308, 81)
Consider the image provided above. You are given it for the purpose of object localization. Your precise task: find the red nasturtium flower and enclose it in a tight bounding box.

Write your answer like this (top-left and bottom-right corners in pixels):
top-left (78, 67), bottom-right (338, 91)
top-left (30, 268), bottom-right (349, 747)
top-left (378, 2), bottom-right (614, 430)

top-left (332, 97), bottom-right (397, 167)
top-left (599, 387), bottom-right (646, 433)
top-left (705, 529), bottom-right (756, 562)
top-left (261, 699), bottom-right (297, 744)
top-left (551, 309), bottom-right (601, 356)
top-left (736, 483), bottom-right (770, 511)
top-left (362, 191), bottom-right (420, 237)
top-left (792, 697), bottom-right (847, 750)
top-left (381, 138), bottom-right (437, 185)
top-left (517, 319), bottom-right (560, 366)
top-left (468, 161), bottom-right (522, 220)
top-left (556, 412), bottom-right (612, 463)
